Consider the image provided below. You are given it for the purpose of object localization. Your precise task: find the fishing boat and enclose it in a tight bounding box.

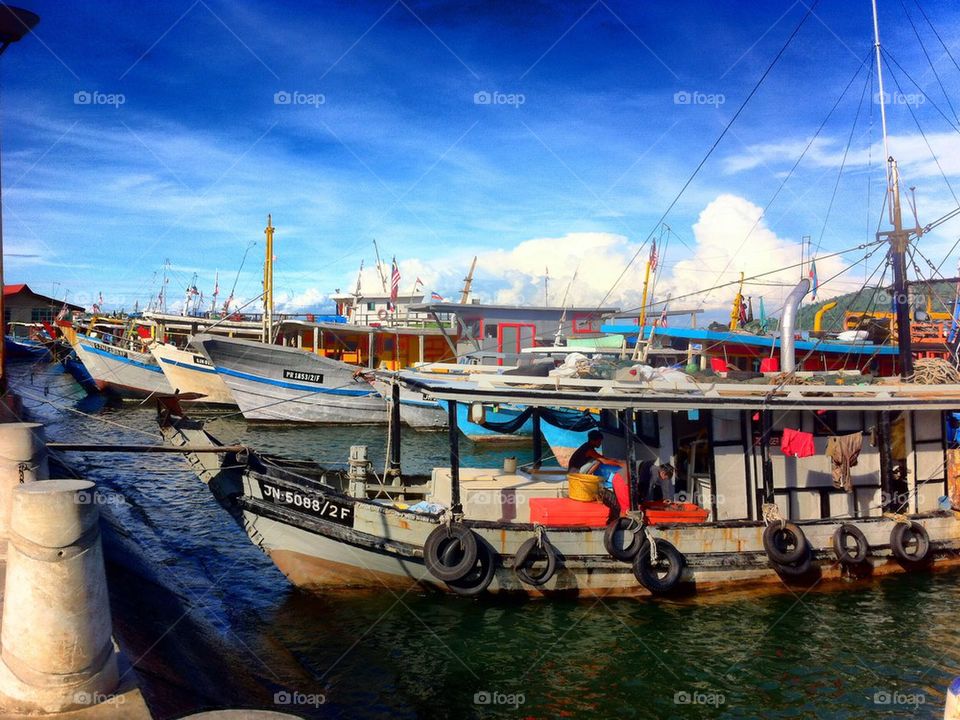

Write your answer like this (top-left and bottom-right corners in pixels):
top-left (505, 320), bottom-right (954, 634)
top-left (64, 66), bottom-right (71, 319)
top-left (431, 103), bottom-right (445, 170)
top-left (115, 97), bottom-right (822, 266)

top-left (149, 341), bottom-right (236, 406)
top-left (192, 332), bottom-right (389, 423)
top-left (4, 322), bottom-right (52, 360)
top-left (158, 310), bottom-right (960, 596)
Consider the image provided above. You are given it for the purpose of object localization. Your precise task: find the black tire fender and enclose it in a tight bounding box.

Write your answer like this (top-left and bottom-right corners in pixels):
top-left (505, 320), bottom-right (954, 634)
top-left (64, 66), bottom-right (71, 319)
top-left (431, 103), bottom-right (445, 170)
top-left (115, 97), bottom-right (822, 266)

top-left (889, 522), bottom-right (931, 565)
top-left (514, 536), bottom-right (558, 587)
top-left (763, 521), bottom-right (807, 565)
top-left (424, 523), bottom-right (478, 582)
top-left (633, 538), bottom-right (684, 594)
top-left (832, 524), bottom-right (869, 565)
top-left (604, 517), bottom-right (644, 562)
top-left (771, 544), bottom-right (813, 577)
top-left (446, 538), bottom-right (497, 596)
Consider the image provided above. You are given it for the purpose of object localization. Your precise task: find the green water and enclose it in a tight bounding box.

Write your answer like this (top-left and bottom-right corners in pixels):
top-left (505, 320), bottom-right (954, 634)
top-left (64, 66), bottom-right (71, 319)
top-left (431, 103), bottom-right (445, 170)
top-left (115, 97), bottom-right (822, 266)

top-left (12, 361), bottom-right (960, 718)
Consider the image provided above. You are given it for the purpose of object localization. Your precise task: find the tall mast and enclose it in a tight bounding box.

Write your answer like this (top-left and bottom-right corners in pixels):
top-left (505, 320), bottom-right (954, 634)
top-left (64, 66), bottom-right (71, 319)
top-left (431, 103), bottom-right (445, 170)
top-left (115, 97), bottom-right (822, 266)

top-left (459, 256), bottom-right (477, 304)
top-left (871, 0), bottom-right (891, 186)
top-left (263, 214), bottom-right (274, 343)
top-left (872, 0), bottom-right (912, 378)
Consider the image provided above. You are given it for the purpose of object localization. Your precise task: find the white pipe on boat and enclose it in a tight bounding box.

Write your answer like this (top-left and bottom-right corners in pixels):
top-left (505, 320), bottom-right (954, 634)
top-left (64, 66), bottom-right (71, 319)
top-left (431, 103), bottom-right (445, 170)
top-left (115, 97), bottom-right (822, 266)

top-left (0, 422), bottom-right (49, 551)
top-left (0, 479), bottom-right (119, 713)
top-left (781, 278), bottom-right (811, 373)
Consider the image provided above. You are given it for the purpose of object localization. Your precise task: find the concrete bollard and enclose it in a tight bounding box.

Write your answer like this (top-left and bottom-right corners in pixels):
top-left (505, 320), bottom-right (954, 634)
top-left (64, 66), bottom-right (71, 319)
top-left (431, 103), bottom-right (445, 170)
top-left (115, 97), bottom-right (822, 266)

top-left (0, 422), bottom-right (49, 546)
top-left (0, 479), bottom-right (119, 713)
top-left (946, 677), bottom-right (960, 719)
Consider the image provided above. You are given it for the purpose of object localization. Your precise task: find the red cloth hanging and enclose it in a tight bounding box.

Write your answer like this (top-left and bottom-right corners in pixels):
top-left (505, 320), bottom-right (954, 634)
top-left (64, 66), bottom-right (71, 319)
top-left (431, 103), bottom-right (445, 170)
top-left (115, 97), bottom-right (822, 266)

top-left (781, 428), bottom-right (815, 458)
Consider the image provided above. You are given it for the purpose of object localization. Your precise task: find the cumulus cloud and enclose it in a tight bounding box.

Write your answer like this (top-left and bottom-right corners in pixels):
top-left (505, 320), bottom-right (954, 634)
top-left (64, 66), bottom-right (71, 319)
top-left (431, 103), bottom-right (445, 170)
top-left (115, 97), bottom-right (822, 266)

top-left (274, 287), bottom-right (328, 313)
top-left (661, 194), bottom-right (848, 315)
top-left (340, 194), bottom-right (853, 318)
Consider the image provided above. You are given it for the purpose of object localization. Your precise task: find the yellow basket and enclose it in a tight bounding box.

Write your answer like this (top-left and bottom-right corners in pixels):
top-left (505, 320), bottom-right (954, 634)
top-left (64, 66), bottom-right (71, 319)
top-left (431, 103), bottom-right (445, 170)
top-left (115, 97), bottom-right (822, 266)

top-left (567, 473), bottom-right (600, 502)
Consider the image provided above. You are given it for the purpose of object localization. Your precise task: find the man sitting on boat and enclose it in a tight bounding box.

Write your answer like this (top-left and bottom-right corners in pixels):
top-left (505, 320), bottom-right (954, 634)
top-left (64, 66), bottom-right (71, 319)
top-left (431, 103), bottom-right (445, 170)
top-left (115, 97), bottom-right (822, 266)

top-left (568, 430), bottom-right (627, 518)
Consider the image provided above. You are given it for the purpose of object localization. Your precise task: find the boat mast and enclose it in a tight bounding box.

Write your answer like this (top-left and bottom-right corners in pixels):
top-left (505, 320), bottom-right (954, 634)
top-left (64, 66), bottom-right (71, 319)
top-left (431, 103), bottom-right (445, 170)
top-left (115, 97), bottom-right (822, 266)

top-left (459, 256), bottom-right (477, 304)
top-left (263, 215), bottom-right (274, 343)
top-left (872, 0), bottom-right (913, 378)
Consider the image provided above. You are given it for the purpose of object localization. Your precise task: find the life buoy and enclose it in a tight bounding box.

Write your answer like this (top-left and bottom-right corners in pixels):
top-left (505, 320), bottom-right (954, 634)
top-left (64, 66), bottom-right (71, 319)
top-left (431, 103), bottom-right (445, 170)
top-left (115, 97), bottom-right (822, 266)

top-left (771, 544), bottom-right (813, 577)
top-left (832, 524), bottom-right (869, 564)
top-left (633, 538), bottom-right (684, 594)
top-left (424, 524), bottom-right (478, 582)
top-left (604, 517), bottom-right (643, 562)
top-left (378, 309), bottom-right (389, 321)
top-left (514, 536), bottom-right (558, 586)
top-left (762, 521), bottom-right (807, 565)
top-left (445, 537), bottom-right (497, 596)
top-left (889, 521), bottom-right (930, 564)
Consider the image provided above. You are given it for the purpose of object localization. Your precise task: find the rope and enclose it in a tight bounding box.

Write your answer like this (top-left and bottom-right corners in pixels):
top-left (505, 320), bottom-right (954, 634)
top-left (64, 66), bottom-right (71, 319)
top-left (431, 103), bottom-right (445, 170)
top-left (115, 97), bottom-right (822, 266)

top-left (882, 511), bottom-right (911, 525)
top-left (905, 357), bottom-right (960, 384)
top-left (761, 502), bottom-right (786, 529)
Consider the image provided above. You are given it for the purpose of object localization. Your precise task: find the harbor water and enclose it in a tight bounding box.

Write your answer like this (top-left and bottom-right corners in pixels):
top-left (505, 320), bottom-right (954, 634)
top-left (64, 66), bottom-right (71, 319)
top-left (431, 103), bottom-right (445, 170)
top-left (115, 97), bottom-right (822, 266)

top-left (11, 359), bottom-right (960, 719)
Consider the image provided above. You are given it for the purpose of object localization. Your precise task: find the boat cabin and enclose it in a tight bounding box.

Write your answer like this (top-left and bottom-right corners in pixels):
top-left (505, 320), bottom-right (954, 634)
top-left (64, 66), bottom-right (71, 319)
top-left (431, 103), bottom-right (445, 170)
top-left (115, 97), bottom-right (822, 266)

top-left (408, 301), bottom-right (619, 366)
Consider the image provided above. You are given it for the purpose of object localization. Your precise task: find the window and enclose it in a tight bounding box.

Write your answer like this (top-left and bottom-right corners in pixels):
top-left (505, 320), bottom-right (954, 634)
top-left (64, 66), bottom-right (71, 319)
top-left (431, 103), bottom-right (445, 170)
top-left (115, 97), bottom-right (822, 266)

top-left (30, 308), bottom-right (54, 323)
top-left (572, 313), bottom-right (598, 334)
top-left (366, 302), bottom-right (375, 311)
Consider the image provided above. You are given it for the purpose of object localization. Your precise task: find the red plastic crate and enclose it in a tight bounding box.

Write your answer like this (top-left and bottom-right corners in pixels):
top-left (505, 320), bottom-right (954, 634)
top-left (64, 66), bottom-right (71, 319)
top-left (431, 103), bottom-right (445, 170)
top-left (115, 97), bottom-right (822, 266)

top-left (642, 501), bottom-right (709, 525)
top-left (529, 497), bottom-right (609, 527)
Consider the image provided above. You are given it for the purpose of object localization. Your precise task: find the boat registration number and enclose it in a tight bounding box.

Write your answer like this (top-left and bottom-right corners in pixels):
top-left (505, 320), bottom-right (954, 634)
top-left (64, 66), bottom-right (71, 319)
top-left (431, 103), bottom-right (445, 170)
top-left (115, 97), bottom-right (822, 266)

top-left (283, 369), bottom-right (324, 384)
top-left (258, 480), bottom-right (354, 527)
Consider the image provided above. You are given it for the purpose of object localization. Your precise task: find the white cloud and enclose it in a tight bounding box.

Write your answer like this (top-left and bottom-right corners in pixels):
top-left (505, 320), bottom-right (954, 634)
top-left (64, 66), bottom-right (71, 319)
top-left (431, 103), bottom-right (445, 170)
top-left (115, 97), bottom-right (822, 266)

top-left (342, 194), bottom-right (854, 318)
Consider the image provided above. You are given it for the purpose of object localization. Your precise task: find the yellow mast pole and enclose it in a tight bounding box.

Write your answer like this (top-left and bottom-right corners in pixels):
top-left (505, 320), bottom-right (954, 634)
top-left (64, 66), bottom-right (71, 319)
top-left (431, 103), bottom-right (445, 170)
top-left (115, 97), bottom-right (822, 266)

top-left (263, 214), bottom-right (274, 343)
top-left (638, 258), bottom-right (652, 340)
top-left (730, 272), bottom-right (744, 330)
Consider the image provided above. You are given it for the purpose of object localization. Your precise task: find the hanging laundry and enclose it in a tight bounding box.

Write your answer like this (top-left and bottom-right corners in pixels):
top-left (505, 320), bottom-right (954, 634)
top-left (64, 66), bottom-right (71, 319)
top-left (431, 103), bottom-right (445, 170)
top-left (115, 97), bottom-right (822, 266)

top-left (781, 428), bottom-right (815, 458)
top-left (825, 432), bottom-right (863, 492)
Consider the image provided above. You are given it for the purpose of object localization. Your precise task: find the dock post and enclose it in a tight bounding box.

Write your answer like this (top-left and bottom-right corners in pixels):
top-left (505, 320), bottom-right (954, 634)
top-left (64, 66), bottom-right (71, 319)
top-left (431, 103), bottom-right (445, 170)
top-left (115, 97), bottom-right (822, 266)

top-left (447, 401), bottom-right (462, 515)
top-left (389, 381), bottom-right (401, 482)
top-left (760, 410), bottom-right (775, 506)
top-left (0, 422), bottom-right (49, 548)
top-left (0, 479), bottom-right (118, 712)
top-left (531, 408), bottom-right (542, 469)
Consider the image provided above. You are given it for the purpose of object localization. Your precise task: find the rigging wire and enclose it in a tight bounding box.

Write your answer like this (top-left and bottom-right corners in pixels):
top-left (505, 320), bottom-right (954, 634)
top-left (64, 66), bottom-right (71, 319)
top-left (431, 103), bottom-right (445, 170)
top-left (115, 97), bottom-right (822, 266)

top-left (814, 53), bottom-right (875, 258)
top-left (881, 52), bottom-right (959, 205)
top-left (899, 0), bottom-right (960, 124)
top-left (592, 0), bottom-right (823, 314)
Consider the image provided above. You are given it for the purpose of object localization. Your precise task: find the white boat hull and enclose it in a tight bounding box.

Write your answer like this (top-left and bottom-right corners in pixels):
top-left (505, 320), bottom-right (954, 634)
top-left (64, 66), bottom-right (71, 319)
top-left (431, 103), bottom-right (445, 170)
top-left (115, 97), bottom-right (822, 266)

top-left (72, 334), bottom-right (172, 399)
top-left (150, 342), bottom-right (236, 405)
top-left (193, 334), bottom-right (386, 423)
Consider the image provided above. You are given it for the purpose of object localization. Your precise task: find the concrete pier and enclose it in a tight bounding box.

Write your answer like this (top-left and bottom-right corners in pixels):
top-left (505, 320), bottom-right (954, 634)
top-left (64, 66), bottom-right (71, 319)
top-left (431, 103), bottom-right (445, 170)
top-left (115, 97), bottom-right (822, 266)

top-left (0, 422), bottom-right (49, 548)
top-left (0, 479), bottom-right (149, 717)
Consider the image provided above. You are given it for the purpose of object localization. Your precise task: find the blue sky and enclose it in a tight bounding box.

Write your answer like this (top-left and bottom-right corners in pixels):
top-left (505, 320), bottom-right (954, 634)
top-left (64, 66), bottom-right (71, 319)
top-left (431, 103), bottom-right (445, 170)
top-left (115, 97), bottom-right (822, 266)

top-left (4, 0), bottom-right (960, 318)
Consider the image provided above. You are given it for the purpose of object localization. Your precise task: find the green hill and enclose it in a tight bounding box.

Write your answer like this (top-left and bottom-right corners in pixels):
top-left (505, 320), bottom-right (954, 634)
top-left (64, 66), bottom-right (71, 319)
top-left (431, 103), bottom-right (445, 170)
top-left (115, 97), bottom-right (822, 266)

top-left (797, 281), bottom-right (957, 332)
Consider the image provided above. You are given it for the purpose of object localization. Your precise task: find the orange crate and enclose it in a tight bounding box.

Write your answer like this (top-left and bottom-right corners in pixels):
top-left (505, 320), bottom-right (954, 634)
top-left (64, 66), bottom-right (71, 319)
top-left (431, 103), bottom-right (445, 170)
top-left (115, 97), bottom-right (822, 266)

top-left (641, 501), bottom-right (709, 525)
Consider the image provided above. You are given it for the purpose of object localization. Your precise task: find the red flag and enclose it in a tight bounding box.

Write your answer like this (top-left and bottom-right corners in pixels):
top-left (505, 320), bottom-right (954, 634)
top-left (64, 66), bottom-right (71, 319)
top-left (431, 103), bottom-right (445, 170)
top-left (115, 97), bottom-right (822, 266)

top-left (657, 305), bottom-right (668, 328)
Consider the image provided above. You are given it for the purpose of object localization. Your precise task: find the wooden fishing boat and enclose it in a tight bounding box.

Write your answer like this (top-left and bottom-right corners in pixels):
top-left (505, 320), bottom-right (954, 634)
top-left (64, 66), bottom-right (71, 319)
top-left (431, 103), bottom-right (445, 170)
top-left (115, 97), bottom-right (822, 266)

top-left (158, 360), bottom-right (960, 598)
